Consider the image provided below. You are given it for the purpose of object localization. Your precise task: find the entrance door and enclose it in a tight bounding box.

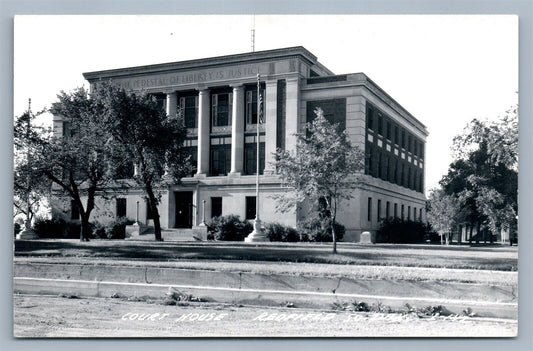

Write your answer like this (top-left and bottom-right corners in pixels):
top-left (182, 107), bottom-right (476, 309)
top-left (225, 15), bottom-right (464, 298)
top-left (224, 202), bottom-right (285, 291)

top-left (174, 191), bottom-right (193, 228)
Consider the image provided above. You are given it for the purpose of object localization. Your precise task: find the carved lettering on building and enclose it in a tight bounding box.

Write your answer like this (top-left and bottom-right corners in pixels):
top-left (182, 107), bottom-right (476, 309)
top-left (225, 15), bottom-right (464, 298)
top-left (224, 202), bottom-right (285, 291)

top-left (114, 65), bottom-right (262, 90)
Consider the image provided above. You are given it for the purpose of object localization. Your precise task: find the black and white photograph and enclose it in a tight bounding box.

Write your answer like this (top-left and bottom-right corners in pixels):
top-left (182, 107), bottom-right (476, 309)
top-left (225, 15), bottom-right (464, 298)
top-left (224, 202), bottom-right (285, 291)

top-left (12, 14), bottom-right (519, 338)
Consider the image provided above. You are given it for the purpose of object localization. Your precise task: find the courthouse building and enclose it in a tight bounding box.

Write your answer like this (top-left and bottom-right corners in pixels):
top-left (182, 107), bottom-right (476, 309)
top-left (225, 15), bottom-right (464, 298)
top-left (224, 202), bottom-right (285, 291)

top-left (54, 46), bottom-right (428, 241)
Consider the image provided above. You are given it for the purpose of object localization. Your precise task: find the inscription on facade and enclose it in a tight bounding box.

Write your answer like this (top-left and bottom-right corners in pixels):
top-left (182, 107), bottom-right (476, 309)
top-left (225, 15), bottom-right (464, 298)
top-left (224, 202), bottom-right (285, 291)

top-left (115, 65), bottom-right (262, 90)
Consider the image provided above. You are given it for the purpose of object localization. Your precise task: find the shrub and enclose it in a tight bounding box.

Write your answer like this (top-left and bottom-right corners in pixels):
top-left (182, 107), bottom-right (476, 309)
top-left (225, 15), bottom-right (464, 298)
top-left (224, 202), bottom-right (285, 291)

top-left (376, 218), bottom-right (429, 243)
top-left (14, 223), bottom-right (21, 237)
top-left (297, 217), bottom-right (345, 242)
top-left (265, 222), bottom-right (303, 242)
top-left (205, 215), bottom-right (253, 241)
top-left (33, 217), bottom-right (65, 238)
top-left (93, 217), bottom-right (133, 240)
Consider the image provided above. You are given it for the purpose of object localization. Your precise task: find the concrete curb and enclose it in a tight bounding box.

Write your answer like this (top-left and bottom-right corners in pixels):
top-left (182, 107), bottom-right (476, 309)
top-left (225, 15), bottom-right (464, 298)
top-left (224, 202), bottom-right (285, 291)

top-left (14, 262), bottom-right (518, 319)
top-left (14, 277), bottom-right (517, 319)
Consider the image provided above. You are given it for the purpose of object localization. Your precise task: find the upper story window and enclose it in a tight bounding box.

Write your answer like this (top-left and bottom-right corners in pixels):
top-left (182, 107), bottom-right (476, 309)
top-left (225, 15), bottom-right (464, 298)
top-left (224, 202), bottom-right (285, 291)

top-left (377, 113), bottom-right (383, 135)
top-left (212, 92), bottom-right (232, 127)
top-left (180, 95), bottom-right (198, 128)
top-left (246, 87), bottom-right (265, 125)
top-left (366, 105), bottom-right (374, 131)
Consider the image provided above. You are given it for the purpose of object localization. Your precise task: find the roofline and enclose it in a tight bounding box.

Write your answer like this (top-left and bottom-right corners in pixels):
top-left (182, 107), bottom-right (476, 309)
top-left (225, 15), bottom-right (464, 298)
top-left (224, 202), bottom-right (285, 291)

top-left (83, 46), bottom-right (333, 81)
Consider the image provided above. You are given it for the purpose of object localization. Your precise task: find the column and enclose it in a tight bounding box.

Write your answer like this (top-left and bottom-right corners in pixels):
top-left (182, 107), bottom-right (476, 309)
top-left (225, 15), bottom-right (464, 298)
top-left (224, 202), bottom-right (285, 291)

top-left (264, 80), bottom-right (278, 174)
top-left (196, 88), bottom-right (210, 176)
top-left (230, 85), bottom-right (245, 175)
top-left (166, 91), bottom-right (178, 117)
top-left (285, 77), bottom-right (300, 152)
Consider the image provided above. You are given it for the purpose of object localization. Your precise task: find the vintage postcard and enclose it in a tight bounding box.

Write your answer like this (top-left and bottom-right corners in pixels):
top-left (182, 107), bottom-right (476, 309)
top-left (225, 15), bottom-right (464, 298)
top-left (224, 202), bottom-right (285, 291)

top-left (13, 14), bottom-right (518, 338)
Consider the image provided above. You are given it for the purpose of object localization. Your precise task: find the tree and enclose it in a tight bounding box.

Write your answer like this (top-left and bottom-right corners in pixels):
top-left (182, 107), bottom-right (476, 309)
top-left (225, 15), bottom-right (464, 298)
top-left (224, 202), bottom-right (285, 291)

top-left (95, 83), bottom-right (191, 241)
top-left (426, 189), bottom-right (461, 244)
top-left (29, 87), bottom-right (114, 241)
top-left (440, 106), bottom-right (518, 244)
top-left (274, 108), bottom-right (364, 253)
top-left (13, 109), bottom-right (51, 231)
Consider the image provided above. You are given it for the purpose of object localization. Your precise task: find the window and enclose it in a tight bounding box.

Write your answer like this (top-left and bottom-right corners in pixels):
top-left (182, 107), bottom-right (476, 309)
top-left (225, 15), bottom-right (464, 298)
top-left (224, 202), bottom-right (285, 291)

top-left (246, 196), bottom-right (256, 220)
top-left (377, 152), bottom-right (382, 178)
top-left (116, 161), bottom-right (134, 179)
top-left (377, 113), bottom-right (383, 135)
top-left (210, 144), bottom-right (231, 176)
top-left (401, 130), bottom-right (406, 149)
top-left (401, 204), bottom-right (405, 220)
top-left (116, 198), bottom-right (126, 218)
top-left (419, 208), bottom-right (423, 221)
top-left (146, 200), bottom-right (154, 220)
top-left (366, 105), bottom-right (374, 130)
top-left (365, 148), bottom-right (373, 175)
top-left (211, 92), bottom-right (232, 127)
top-left (211, 197), bottom-right (222, 218)
top-left (386, 156), bottom-right (392, 182)
top-left (386, 121), bottom-right (392, 140)
top-left (180, 95), bottom-right (198, 128)
top-left (244, 137), bottom-right (265, 175)
top-left (71, 200), bottom-right (79, 220)
top-left (408, 206), bottom-right (411, 220)
top-left (246, 88), bottom-right (265, 124)
top-left (377, 199), bottom-right (382, 221)
top-left (394, 203), bottom-right (398, 218)
top-left (367, 197), bottom-right (372, 221)
top-left (413, 207), bottom-right (417, 221)
top-left (386, 201), bottom-right (390, 219)
top-left (394, 126), bottom-right (399, 145)
top-left (408, 135), bottom-right (412, 153)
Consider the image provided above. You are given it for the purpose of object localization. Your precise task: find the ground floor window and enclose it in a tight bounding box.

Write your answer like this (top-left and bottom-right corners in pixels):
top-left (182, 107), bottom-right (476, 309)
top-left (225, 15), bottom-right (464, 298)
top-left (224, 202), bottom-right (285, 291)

top-left (401, 204), bottom-right (405, 220)
top-left (377, 199), bottom-right (381, 222)
top-left (367, 197), bottom-right (372, 221)
top-left (394, 203), bottom-right (398, 218)
top-left (386, 201), bottom-right (390, 219)
top-left (116, 198), bottom-right (126, 218)
top-left (146, 200), bottom-right (154, 220)
top-left (211, 197), bottom-right (222, 218)
top-left (246, 196), bottom-right (256, 220)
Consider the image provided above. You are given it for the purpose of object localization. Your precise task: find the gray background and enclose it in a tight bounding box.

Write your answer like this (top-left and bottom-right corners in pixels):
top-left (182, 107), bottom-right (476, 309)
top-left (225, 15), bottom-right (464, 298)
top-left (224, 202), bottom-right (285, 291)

top-left (2, 0), bottom-right (531, 350)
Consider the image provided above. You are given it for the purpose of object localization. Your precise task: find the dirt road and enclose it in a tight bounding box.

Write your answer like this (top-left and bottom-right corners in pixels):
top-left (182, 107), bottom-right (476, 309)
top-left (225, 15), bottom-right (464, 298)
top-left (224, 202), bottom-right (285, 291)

top-left (13, 294), bottom-right (517, 338)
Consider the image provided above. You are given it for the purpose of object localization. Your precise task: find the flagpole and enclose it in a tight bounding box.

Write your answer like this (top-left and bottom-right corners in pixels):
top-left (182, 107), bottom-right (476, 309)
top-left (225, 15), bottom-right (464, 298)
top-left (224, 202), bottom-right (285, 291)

top-left (256, 74), bottom-right (260, 221)
top-left (245, 74), bottom-right (267, 242)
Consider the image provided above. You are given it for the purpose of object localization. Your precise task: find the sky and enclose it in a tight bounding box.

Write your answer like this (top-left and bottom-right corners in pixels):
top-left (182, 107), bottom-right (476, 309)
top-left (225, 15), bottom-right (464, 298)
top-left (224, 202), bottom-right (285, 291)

top-left (13, 15), bottom-right (518, 193)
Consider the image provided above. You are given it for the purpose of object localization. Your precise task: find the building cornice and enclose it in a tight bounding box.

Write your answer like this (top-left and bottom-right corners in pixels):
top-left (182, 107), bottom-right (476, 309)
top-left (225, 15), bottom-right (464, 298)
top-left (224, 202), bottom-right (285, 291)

top-left (83, 46), bottom-right (329, 82)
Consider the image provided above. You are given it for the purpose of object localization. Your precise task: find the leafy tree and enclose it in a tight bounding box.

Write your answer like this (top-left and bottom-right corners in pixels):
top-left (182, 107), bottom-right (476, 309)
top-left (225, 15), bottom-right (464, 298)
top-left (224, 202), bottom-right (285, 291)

top-left (28, 87), bottom-right (114, 241)
top-left (426, 189), bottom-right (461, 244)
top-left (440, 106), bottom-right (518, 243)
top-left (274, 107), bottom-right (364, 253)
top-left (94, 83), bottom-right (191, 241)
top-left (13, 109), bottom-right (51, 231)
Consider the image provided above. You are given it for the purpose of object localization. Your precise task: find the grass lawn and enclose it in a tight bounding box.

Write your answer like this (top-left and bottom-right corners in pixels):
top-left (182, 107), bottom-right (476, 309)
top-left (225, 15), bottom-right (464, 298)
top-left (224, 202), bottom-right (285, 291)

top-left (14, 239), bottom-right (518, 272)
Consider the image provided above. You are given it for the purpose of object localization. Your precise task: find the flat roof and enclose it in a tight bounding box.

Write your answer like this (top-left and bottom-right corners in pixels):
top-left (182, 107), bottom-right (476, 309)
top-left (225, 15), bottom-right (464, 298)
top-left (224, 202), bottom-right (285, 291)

top-left (83, 46), bottom-right (334, 81)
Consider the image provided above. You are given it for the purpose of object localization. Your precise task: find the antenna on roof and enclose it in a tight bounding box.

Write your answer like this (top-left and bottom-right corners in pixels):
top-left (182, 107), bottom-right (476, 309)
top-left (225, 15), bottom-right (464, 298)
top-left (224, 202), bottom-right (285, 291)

top-left (251, 15), bottom-right (255, 52)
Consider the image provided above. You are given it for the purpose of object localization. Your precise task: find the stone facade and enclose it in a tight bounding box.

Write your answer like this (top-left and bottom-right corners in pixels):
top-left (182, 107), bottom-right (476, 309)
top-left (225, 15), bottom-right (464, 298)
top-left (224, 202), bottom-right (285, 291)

top-left (52, 46), bottom-right (428, 241)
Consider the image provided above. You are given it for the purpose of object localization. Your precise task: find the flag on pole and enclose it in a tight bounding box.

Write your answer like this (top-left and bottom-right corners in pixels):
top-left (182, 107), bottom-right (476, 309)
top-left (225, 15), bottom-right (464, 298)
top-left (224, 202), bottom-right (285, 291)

top-left (258, 92), bottom-right (263, 124)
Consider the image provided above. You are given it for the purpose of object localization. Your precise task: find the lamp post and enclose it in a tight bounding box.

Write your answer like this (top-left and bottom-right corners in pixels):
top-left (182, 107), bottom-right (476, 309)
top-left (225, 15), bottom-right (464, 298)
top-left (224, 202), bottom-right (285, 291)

top-left (245, 74), bottom-right (268, 242)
